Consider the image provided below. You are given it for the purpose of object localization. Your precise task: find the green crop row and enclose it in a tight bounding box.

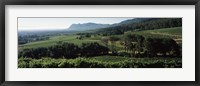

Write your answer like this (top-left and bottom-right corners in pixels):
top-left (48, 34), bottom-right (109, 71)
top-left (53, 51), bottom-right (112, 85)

top-left (18, 56), bottom-right (182, 68)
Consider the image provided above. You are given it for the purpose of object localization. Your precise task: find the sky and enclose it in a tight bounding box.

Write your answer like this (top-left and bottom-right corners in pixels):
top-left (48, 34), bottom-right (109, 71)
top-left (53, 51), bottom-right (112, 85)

top-left (18, 18), bottom-right (133, 31)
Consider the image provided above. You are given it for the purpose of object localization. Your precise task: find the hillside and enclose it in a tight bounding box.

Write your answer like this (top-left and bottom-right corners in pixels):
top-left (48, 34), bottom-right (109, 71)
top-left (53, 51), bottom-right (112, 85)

top-left (118, 18), bottom-right (153, 25)
top-left (95, 18), bottom-right (182, 35)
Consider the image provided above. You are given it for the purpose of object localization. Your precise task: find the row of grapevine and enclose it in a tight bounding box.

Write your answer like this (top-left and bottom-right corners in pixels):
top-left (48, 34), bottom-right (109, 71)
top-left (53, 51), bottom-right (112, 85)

top-left (18, 56), bottom-right (182, 68)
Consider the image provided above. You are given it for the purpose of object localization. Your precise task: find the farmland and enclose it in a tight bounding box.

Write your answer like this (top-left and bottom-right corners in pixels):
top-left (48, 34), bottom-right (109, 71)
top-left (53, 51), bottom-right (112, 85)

top-left (18, 18), bottom-right (182, 68)
top-left (19, 27), bottom-right (181, 50)
top-left (19, 35), bottom-right (100, 50)
top-left (18, 27), bottom-right (182, 68)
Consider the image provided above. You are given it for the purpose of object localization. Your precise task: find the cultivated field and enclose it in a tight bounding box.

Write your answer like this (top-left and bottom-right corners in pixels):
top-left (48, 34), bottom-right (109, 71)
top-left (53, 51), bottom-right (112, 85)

top-left (19, 56), bottom-right (182, 68)
top-left (18, 27), bottom-right (182, 68)
top-left (19, 27), bottom-right (181, 50)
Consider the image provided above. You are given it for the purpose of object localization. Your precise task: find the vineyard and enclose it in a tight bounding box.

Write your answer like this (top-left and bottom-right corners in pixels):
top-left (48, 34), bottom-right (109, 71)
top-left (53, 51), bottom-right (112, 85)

top-left (18, 18), bottom-right (182, 68)
top-left (18, 56), bottom-right (182, 68)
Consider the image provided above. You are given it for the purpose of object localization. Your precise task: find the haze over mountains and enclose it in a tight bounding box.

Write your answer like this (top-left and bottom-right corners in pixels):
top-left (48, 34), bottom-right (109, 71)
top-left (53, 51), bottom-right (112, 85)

top-left (66, 18), bottom-right (182, 33)
top-left (66, 18), bottom-right (152, 31)
top-left (19, 18), bottom-right (182, 35)
top-left (67, 23), bottom-right (111, 31)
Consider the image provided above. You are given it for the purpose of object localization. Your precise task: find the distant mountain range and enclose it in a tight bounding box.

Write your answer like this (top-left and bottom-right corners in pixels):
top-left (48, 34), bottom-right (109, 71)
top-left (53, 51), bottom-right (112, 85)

top-left (67, 23), bottom-right (111, 31)
top-left (66, 18), bottom-right (153, 31)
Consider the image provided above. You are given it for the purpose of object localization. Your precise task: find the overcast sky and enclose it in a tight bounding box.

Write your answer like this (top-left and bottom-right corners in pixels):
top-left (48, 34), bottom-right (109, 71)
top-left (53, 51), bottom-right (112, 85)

top-left (18, 18), bottom-right (133, 31)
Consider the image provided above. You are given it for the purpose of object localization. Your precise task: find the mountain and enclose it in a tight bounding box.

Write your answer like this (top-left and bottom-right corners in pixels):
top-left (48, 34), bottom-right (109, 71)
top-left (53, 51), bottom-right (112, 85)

top-left (67, 23), bottom-right (110, 31)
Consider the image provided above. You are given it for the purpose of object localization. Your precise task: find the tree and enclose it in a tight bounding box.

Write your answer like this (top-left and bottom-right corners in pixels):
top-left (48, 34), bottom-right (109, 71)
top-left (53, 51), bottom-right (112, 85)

top-left (162, 38), bottom-right (180, 57)
top-left (144, 37), bottom-right (158, 57)
top-left (101, 37), bottom-right (109, 47)
top-left (135, 35), bottom-right (144, 57)
top-left (80, 42), bottom-right (109, 57)
top-left (144, 37), bottom-right (180, 58)
top-left (109, 36), bottom-right (120, 55)
top-left (85, 33), bottom-right (91, 38)
top-left (48, 42), bottom-right (80, 58)
top-left (124, 33), bottom-right (138, 57)
top-left (65, 43), bottom-right (80, 58)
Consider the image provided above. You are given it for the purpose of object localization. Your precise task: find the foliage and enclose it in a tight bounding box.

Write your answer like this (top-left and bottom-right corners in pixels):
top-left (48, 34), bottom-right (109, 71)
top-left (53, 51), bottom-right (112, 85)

top-left (18, 35), bottom-right (100, 50)
top-left (18, 56), bottom-right (182, 68)
top-left (49, 42), bottom-right (80, 59)
top-left (144, 37), bottom-right (181, 57)
top-left (80, 42), bottom-right (109, 57)
top-left (18, 35), bottom-right (50, 45)
top-left (19, 42), bottom-right (109, 59)
top-left (96, 18), bottom-right (182, 36)
top-left (18, 18), bottom-right (183, 68)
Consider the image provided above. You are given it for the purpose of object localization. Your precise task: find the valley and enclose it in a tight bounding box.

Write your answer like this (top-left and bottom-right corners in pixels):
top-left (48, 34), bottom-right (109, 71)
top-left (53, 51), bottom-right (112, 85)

top-left (18, 18), bottom-right (182, 68)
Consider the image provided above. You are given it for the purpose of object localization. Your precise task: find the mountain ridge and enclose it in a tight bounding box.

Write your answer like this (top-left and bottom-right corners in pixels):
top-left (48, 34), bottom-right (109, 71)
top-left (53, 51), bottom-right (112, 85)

top-left (67, 22), bottom-right (111, 31)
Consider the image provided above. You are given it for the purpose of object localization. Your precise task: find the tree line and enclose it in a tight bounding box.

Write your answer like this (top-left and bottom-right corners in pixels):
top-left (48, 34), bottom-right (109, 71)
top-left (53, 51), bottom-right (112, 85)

top-left (101, 33), bottom-right (181, 58)
top-left (19, 42), bottom-right (109, 59)
top-left (96, 18), bottom-right (182, 36)
top-left (18, 35), bottom-right (50, 45)
top-left (19, 34), bottom-right (181, 59)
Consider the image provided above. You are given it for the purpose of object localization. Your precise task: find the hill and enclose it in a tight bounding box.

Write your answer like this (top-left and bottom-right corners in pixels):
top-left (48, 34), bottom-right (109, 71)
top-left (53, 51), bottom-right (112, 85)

top-left (118, 18), bottom-right (153, 25)
top-left (95, 18), bottom-right (182, 35)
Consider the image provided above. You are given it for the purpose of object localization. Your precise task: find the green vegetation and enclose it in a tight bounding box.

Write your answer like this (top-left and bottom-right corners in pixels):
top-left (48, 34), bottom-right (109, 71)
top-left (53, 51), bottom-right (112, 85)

top-left (19, 35), bottom-right (100, 50)
top-left (147, 27), bottom-right (182, 35)
top-left (130, 27), bottom-right (182, 39)
top-left (18, 56), bottom-right (182, 68)
top-left (96, 18), bottom-right (181, 36)
top-left (18, 18), bottom-right (182, 68)
top-left (19, 27), bottom-right (181, 50)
